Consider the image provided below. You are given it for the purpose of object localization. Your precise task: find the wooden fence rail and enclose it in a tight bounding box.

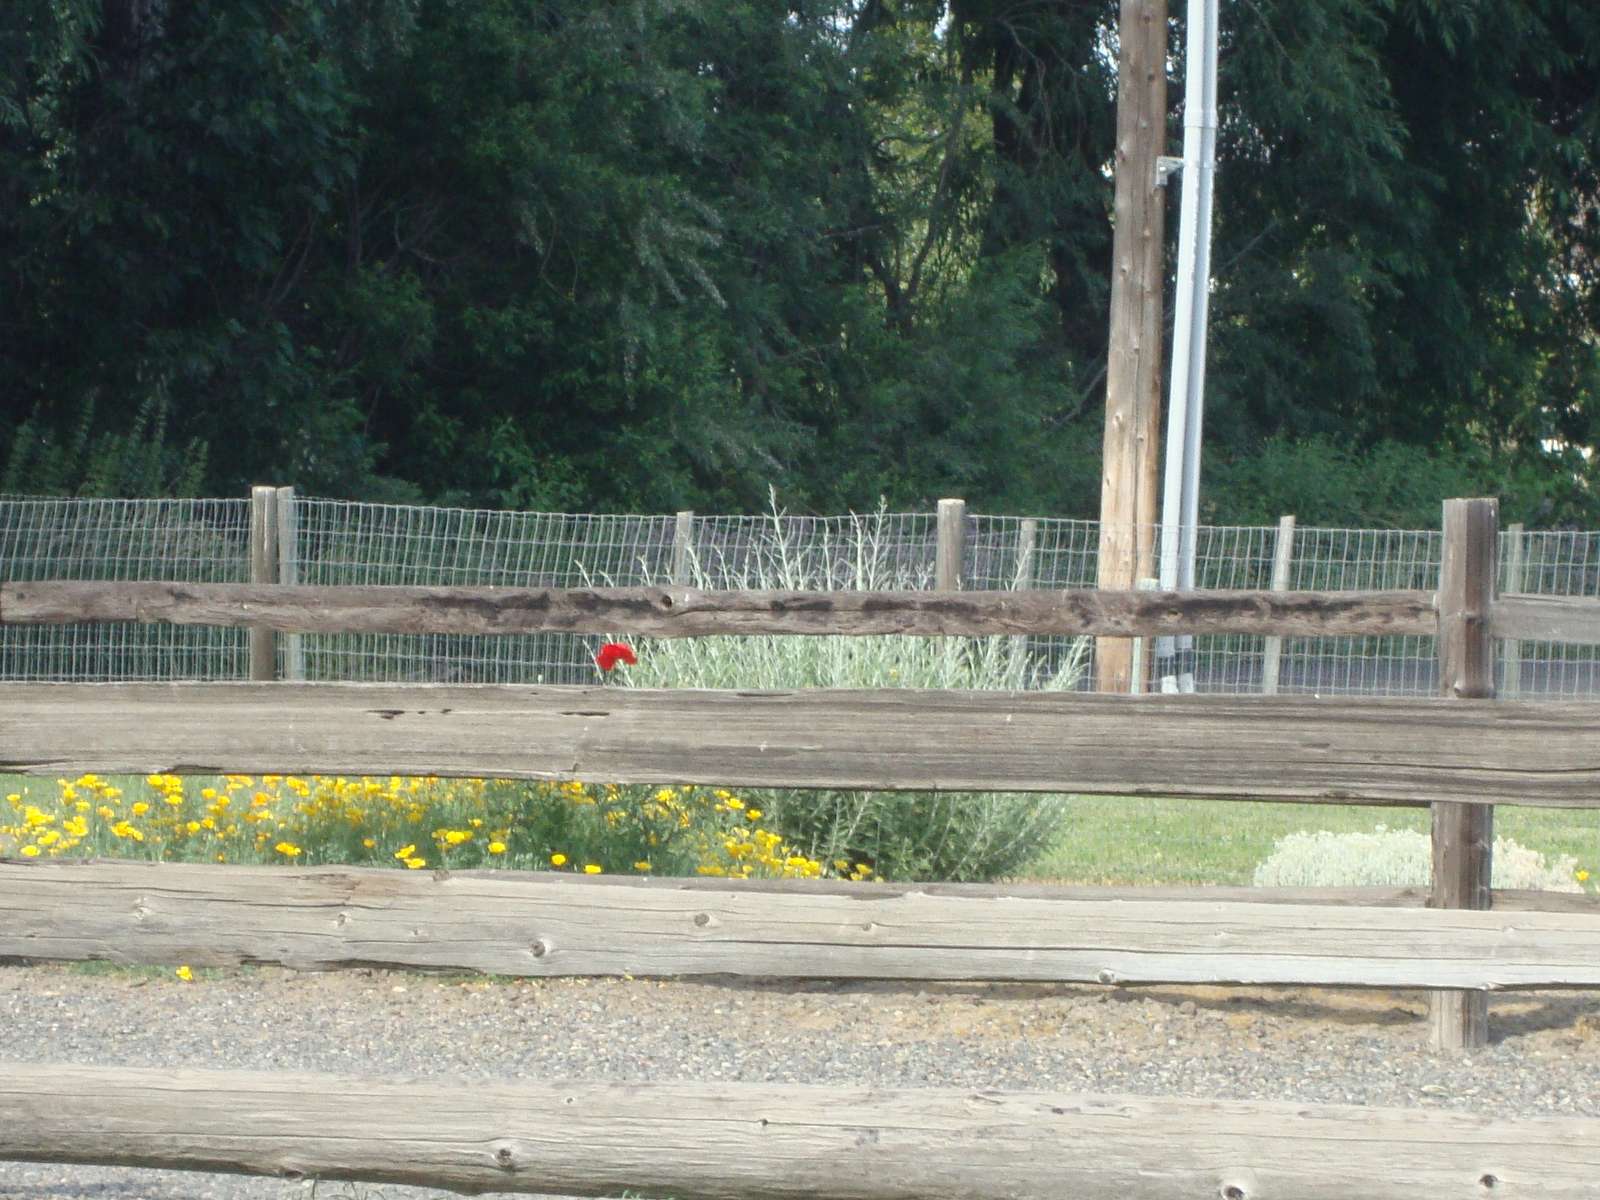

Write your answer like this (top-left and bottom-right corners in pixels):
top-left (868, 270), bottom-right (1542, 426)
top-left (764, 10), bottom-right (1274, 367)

top-left (5, 1064), bottom-right (1599, 1200)
top-left (0, 579), bottom-right (1443, 639)
top-left (4, 860), bottom-right (1599, 988)
top-left (7, 580), bottom-right (1598, 643)
top-left (6, 682), bottom-right (1600, 806)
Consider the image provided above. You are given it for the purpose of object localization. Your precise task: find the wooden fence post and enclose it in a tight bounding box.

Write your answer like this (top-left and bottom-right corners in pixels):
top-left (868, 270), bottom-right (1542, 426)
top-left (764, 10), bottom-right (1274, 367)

top-left (274, 486), bottom-right (304, 682)
top-left (1501, 522), bottom-right (1525, 699)
top-left (671, 510), bottom-right (696, 585)
top-left (1129, 576), bottom-right (1159, 694)
top-left (248, 486), bottom-right (278, 682)
top-left (1008, 518), bottom-right (1038, 687)
top-left (936, 499), bottom-right (966, 591)
top-left (1260, 515), bottom-right (1297, 695)
top-left (1430, 497), bottom-right (1498, 1052)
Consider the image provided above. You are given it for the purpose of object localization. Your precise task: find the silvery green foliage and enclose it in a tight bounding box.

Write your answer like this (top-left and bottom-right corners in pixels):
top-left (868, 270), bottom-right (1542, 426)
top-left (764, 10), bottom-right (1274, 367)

top-left (605, 494), bottom-right (1088, 881)
top-left (1252, 825), bottom-right (1581, 892)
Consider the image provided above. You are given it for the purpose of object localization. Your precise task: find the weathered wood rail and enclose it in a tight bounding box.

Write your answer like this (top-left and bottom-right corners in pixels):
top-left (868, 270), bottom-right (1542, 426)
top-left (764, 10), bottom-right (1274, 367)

top-left (8, 578), bottom-right (1600, 643)
top-left (5, 496), bottom-right (1600, 1196)
top-left (0, 579), bottom-right (1441, 637)
top-left (6, 681), bottom-right (1600, 806)
top-left (4, 1062), bottom-right (1594, 1200)
top-left (6, 1064), bottom-right (1599, 1200)
top-left (4, 860), bottom-right (1599, 988)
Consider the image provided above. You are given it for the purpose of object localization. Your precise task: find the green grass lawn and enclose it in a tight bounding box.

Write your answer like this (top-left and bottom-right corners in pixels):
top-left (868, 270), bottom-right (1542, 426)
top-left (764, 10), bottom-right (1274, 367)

top-left (1028, 794), bottom-right (1600, 886)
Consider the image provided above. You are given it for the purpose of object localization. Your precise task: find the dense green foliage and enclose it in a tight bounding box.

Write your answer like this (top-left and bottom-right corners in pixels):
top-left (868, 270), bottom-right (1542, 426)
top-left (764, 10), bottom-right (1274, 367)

top-left (2, 0), bottom-right (1597, 526)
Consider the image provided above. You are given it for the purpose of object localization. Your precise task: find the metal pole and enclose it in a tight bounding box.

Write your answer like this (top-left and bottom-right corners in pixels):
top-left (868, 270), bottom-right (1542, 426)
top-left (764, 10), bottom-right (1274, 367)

top-left (1156, 0), bottom-right (1219, 693)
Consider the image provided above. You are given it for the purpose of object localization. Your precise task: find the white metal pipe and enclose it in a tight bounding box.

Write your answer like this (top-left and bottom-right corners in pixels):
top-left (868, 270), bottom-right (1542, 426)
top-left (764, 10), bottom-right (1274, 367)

top-left (1156, 0), bottom-right (1219, 693)
top-left (1176, 0), bottom-right (1218, 693)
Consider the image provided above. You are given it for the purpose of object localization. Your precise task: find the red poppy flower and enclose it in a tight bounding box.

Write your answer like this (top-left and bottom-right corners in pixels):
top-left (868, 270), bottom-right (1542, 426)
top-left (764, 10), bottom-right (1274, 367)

top-left (594, 642), bottom-right (638, 672)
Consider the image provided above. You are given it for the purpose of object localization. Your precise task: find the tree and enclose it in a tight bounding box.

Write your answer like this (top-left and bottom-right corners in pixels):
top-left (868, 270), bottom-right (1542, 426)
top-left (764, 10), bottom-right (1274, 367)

top-left (2, 1), bottom-right (1596, 526)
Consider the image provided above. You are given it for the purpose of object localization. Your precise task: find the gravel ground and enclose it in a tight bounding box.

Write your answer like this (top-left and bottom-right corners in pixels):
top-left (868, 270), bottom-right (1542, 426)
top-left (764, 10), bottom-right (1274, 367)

top-left (2, 963), bottom-right (1598, 1200)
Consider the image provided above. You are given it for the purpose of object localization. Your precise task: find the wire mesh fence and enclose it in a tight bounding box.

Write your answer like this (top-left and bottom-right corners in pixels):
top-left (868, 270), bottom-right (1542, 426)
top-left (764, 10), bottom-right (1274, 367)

top-left (4, 492), bottom-right (1600, 697)
top-left (0, 497), bottom-right (252, 681)
top-left (4, 491), bottom-right (1597, 888)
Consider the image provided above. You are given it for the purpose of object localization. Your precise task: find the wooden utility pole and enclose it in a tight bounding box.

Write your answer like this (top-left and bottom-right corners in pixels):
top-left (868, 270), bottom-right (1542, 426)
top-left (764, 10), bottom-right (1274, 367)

top-left (1096, 0), bottom-right (1168, 693)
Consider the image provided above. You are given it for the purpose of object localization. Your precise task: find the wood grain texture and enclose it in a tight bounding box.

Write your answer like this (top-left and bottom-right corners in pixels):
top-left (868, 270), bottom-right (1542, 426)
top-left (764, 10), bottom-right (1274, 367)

top-left (3, 861), bottom-right (1598, 988)
top-left (936, 498), bottom-right (965, 591)
top-left (1432, 498), bottom-right (1498, 1051)
top-left (1260, 515), bottom-right (1297, 696)
top-left (247, 486), bottom-right (276, 682)
top-left (671, 510), bottom-right (695, 584)
top-left (0, 580), bottom-right (1439, 638)
top-left (1438, 498), bottom-right (1498, 704)
top-left (1098, 0), bottom-right (1168, 695)
top-left (1494, 594), bottom-right (1600, 645)
top-left (5, 1064), bottom-right (1599, 1200)
top-left (4, 858), bottom-right (1596, 912)
top-left (273, 486), bottom-right (305, 682)
top-left (1501, 525), bottom-right (1526, 697)
top-left (5, 683), bottom-right (1599, 807)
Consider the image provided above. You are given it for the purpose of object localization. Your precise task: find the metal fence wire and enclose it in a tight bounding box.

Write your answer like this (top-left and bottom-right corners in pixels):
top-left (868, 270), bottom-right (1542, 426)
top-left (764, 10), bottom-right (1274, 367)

top-left (0, 497), bottom-right (252, 681)
top-left (2, 495), bottom-right (1597, 697)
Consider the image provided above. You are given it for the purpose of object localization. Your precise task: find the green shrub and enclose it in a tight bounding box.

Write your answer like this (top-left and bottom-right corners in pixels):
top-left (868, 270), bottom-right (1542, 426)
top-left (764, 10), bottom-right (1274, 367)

top-left (607, 497), bottom-right (1088, 882)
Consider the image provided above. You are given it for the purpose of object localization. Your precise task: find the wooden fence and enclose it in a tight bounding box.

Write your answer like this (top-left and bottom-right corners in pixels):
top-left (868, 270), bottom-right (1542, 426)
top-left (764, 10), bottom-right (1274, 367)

top-left (3, 496), bottom-right (1600, 1198)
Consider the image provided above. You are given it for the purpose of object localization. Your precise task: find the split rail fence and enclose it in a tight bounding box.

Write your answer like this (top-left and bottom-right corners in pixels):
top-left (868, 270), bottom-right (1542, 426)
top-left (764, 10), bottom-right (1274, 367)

top-left (3, 496), bottom-right (1600, 1198)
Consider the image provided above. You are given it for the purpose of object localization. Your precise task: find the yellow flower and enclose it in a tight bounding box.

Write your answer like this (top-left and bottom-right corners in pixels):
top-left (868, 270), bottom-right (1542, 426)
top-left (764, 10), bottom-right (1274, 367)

top-left (20, 845), bottom-right (41, 858)
top-left (1579, 869), bottom-right (1592, 883)
top-left (404, 856), bottom-right (426, 870)
top-left (550, 853), bottom-right (568, 867)
top-left (583, 863), bottom-right (602, 875)
top-left (444, 830), bottom-right (471, 846)
top-left (395, 844), bottom-right (417, 860)
top-left (633, 860), bottom-right (652, 871)
top-left (724, 797), bottom-right (745, 810)
top-left (362, 837), bottom-right (376, 849)
top-left (130, 801), bottom-right (150, 816)
top-left (746, 808), bottom-right (763, 820)
top-left (274, 842), bottom-right (302, 857)
top-left (488, 841), bottom-right (507, 855)
top-left (175, 965), bottom-right (194, 982)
